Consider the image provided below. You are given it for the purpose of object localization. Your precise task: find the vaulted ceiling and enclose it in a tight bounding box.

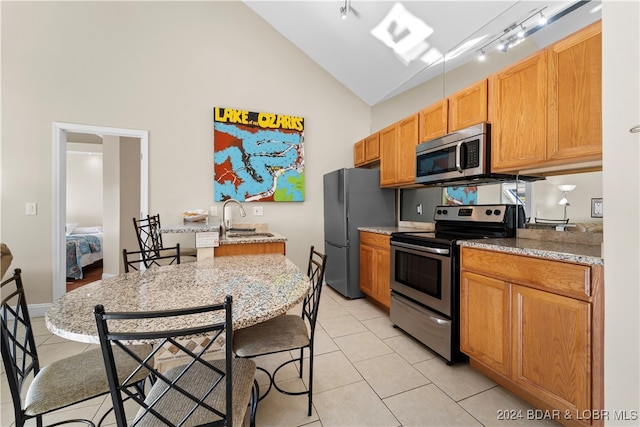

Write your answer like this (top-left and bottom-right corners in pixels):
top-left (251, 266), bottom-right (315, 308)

top-left (244, 0), bottom-right (602, 106)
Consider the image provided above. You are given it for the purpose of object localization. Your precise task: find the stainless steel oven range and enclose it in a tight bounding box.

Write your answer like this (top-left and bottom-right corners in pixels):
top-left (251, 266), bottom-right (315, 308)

top-left (389, 204), bottom-right (524, 364)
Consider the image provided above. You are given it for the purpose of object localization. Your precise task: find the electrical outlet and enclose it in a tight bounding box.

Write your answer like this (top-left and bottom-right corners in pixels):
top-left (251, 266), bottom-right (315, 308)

top-left (253, 206), bottom-right (264, 216)
top-left (210, 206), bottom-right (218, 216)
top-left (591, 198), bottom-right (603, 218)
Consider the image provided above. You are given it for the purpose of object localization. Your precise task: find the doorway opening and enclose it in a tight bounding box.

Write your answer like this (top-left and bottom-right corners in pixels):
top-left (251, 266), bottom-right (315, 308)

top-left (52, 122), bottom-right (149, 301)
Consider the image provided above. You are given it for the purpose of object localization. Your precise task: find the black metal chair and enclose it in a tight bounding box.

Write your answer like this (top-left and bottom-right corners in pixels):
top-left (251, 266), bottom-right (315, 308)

top-left (94, 295), bottom-right (258, 427)
top-left (133, 214), bottom-right (197, 262)
top-left (233, 246), bottom-right (327, 416)
top-left (1, 268), bottom-right (151, 427)
top-left (122, 244), bottom-right (181, 273)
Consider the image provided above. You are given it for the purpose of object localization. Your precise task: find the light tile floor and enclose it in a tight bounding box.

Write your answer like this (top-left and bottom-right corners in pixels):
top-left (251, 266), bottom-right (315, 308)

top-left (1, 285), bottom-right (561, 427)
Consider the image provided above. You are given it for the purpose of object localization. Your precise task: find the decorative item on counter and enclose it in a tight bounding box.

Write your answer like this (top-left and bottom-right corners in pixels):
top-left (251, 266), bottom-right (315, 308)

top-left (182, 209), bottom-right (208, 223)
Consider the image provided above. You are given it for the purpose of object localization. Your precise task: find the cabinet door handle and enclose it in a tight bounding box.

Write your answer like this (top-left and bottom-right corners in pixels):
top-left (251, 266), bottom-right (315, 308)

top-left (631, 125), bottom-right (640, 134)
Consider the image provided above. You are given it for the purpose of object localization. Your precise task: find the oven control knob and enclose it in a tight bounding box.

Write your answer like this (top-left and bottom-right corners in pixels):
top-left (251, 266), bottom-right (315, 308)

top-left (436, 209), bottom-right (442, 215)
top-left (485, 209), bottom-right (493, 216)
top-left (442, 209), bottom-right (448, 215)
top-left (494, 209), bottom-right (502, 216)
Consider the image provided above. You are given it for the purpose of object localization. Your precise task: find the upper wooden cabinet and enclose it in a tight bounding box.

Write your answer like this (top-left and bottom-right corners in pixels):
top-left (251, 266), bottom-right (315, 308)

top-left (448, 79), bottom-right (488, 132)
top-left (547, 21), bottom-right (602, 163)
top-left (354, 139), bottom-right (365, 166)
top-left (380, 113), bottom-right (419, 187)
top-left (491, 21), bottom-right (602, 173)
top-left (419, 99), bottom-right (448, 142)
top-left (418, 80), bottom-right (488, 143)
top-left (490, 52), bottom-right (548, 172)
top-left (354, 133), bottom-right (381, 167)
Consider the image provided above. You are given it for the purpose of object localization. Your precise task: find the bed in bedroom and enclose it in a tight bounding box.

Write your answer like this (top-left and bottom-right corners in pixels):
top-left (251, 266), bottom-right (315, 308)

top-left (65, 225), bottom-right (103, 280)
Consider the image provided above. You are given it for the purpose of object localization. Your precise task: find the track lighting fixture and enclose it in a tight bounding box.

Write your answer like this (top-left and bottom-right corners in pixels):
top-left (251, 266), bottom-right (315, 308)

top-left (538, 11), bottom-right (548, 26)
top-left (478, 49), bottom-right (486, 61)
top-left (339, 0), bottom-right (360, 20)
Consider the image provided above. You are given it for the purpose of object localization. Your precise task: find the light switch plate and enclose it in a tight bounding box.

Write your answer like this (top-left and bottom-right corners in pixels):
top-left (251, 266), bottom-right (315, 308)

top-left (591, 198), bottom-right (603, 218)
top-left (26, 202), bottom-right (37, 215)
top-left (253, 206), bottom-right (264, 216)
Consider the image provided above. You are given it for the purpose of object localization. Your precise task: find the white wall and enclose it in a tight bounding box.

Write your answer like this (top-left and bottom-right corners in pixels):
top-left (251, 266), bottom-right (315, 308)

top-left (0, 2), bottom-right (370, 304)
top-left (602, 1), bottom-right (640, 423)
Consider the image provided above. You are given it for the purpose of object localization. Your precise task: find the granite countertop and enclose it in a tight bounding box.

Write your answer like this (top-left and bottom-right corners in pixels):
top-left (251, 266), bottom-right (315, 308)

top-left (160, 223), bottom-right (220, 233)
top-left (219, 231), bottom-right (286, 245)
top-left (359, 222), bottom-right (435, 235)
top-left (160, 223), bottom-right (286, 245)
top-left (458, 238), bottom-right (604, 266)
top-left (46, 254), bottom-right (309, 344)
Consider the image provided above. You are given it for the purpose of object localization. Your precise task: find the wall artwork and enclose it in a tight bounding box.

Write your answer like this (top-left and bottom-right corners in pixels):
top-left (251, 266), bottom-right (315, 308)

top-left (213, 107), bottom-right (305, 202)
top-left (443, 186), bottom-right (477, 205)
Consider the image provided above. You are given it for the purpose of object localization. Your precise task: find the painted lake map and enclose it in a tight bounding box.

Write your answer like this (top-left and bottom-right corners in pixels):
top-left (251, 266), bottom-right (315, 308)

top-left (214, 107), bottom-right (305, 202)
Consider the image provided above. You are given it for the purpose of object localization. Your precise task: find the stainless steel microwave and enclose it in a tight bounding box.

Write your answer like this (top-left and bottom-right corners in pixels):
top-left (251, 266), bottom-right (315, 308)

top-left (415, 123), bottom-right (489, 185)
top-left (415, 122), bottom-right (543, 186)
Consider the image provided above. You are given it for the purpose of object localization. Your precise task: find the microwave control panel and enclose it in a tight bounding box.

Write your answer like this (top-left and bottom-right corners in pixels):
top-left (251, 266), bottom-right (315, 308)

top-left (464, 139), bottom-right (480, 168)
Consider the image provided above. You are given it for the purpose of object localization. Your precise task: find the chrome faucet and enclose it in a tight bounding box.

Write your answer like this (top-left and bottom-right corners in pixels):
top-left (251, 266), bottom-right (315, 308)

top-left (221, 199), bottom-right (246, 236)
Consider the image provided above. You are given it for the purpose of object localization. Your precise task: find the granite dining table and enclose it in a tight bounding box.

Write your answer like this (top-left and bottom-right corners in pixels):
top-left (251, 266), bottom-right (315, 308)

top-left (45, 254), bottom-right (310, 346)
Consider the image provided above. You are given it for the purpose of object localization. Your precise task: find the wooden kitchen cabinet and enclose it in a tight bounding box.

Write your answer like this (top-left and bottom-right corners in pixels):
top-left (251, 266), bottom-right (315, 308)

top-left (490, 51), bottom-right (548, 172)
top-left (418, 80), bottom-right (488, 143)
top-left (460, 271), bottom-right (511, 377)
top-left (419, 99), bottom-right (448, 142)
top-left (460, 246), bottom-right (604, 427)
top-left (354, 139), bottom-right (365, 166)
top-left (511, 285), bottom-right (591, 417)
top-left (491, 21), bottom-right (602, 174)
top-left (354, 133), bottom-right (381, 167)
top-left (379, 113), bottom-right (419, 187)
top-left (448, 79), bottom-right (488, 132)
top-left (547, 21), bottom-right (602, 164)
top-left (214, 241), bottom-right (285, 256)
top-left (359, 231), bottom-right (391, 309)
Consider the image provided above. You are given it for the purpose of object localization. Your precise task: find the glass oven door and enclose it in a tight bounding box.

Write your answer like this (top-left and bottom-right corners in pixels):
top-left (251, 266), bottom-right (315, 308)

top-left (390, 241), bottom-right (452, 317)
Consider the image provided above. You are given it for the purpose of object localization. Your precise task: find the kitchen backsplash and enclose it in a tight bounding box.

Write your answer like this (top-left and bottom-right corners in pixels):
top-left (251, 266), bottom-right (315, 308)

top-left (400, 171), bottom-right (603, 226)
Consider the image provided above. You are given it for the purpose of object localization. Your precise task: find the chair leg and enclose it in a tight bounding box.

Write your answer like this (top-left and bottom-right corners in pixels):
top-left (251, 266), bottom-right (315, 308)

top-left (298, 348), bottom-right (304, 378)
top-left (308, 344), bottom-right (313, 416)
top-left (249, 379), bottom-right (259, 427)
top-left (255, 366), bottom-right (273, 401)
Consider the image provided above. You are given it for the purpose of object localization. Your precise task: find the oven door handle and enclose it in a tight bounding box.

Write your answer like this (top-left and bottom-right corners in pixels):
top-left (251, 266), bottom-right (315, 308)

top-left (430, 316), bottom-right (449, 325)
top-left (391, 241), bottom-right (450, 255)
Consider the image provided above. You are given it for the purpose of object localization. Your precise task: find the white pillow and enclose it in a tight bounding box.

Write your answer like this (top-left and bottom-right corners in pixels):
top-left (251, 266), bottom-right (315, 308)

top-left (71, 226), bottom-right (102, 235)
top-left (65, 223), bottom-right (78, 235)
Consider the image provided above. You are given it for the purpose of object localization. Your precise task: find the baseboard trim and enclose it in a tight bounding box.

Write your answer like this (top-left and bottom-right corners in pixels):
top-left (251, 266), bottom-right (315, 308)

top-left (29, 303), bottom-right (52, 318)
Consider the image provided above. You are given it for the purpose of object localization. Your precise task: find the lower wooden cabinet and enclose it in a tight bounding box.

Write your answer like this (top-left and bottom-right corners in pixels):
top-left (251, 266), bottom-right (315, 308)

top-left (214, 241), bottom-right (285, 256)
top-left (359, 231), bottom-right (391, 309)
top-left (511, 285), bottom-right (591, 416)
top-left (460, 246), bottom-right (603, 427)
top-left (460, 271), bottom-right (511, 376)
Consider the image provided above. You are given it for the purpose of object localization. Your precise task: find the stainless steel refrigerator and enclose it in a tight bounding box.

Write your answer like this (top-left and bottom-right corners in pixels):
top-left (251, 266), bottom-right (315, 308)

top-left (323, 168), bottom-right (396, 298)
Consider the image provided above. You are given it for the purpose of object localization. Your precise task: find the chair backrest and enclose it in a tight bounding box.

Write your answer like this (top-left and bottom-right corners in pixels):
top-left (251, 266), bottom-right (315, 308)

top-left (94, 296), bottom-right (235, 427)
top-left (133, 214), bottom-right (164, 258)
top-left (0, 269), bottom-right (40, 421)
top-left (122, 244), bottom-right (181, 273)
top-left (302, 246), bottom-right (327, 339)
